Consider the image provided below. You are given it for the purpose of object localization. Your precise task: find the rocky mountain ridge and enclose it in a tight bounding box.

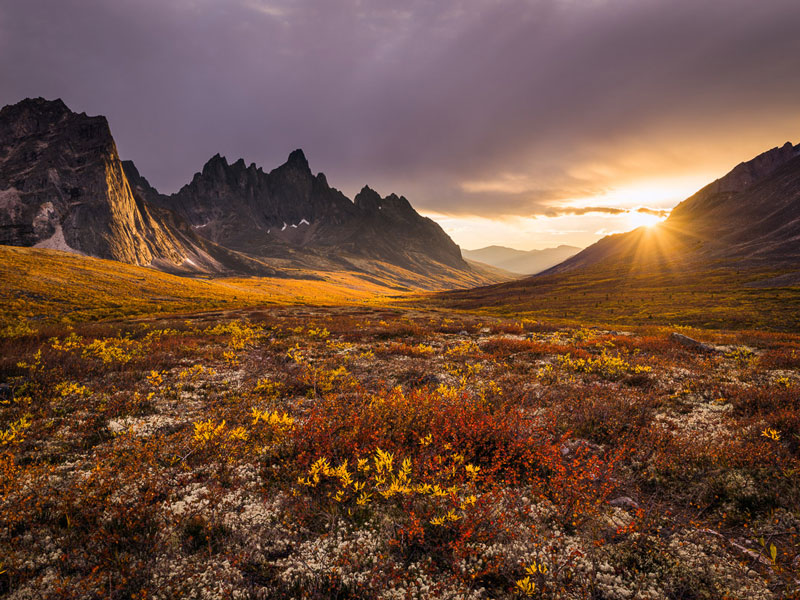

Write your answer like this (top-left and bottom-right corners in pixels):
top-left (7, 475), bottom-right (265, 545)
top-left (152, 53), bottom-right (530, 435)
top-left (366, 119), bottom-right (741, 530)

top-left (131, 150), bottom-right (466, 274)
top-left (0, 97), bottom-right (486, 287)
top-left (0, 98), bottom-right (281, 276)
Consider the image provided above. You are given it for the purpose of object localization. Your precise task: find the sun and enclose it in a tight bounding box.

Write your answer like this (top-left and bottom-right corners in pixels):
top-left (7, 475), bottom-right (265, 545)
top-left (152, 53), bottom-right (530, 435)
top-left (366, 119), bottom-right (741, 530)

top-left (628, 211), bottom-right (665, 229)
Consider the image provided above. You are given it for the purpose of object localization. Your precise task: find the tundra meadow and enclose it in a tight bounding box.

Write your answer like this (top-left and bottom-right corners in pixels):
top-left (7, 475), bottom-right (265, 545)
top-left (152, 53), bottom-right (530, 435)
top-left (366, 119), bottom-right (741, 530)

top-left (1, 304), bottom-right (799, 599)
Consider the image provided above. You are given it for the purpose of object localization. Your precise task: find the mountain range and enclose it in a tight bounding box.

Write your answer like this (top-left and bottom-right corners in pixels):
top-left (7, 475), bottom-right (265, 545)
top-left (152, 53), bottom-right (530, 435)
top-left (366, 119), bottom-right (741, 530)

top-left (461, 244), bottom-right (580, 274)
top-left (0, 97), bottom-right (499, 289)
top-left (3, 97), bottom-right (798, 295)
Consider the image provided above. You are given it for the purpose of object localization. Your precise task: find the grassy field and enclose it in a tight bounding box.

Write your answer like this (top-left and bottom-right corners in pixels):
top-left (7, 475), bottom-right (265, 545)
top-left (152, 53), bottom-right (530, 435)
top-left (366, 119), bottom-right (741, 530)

top-left (1, 307), bottom-right (798, 598)
top-left (0, 246), bottom-right (407, 335)
top-left (429, 262), bottom-right (800, 332)
top-left (1, 247), bottom-right (799, 598)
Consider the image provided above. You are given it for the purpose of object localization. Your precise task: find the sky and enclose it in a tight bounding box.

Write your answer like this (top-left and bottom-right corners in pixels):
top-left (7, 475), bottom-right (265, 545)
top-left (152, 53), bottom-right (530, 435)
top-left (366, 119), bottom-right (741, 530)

top-left (2, 0), bottom-right (799, 250)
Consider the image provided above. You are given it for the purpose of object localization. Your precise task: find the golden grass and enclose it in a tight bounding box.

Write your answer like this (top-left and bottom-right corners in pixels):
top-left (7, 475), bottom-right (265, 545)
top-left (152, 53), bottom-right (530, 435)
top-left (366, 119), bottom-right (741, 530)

top-left (425, 261), bottom-right (800, 332)
top-left (0, 246), bottom-right (406, 333)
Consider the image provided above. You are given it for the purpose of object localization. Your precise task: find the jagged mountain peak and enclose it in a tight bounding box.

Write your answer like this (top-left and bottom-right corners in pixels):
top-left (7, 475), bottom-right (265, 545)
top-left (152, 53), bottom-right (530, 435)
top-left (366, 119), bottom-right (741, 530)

top-left (0, 98), bottom-right (279, 276)
top-left (0, 97), bottom-right (115, 155)
top-left (353, 186), bottom-right (414, 214)
top-left (0, 97), bottom-right (70, 120)
top-left (382, 193), bottom-right (413, 212)
top-left (270, 148), bottom-right (313, 179)
top-left (197, 149), bottom-right (313, 181)
top-left (286, 148), bottom-right (309, 168)
top-left (157, 152), bottom-right (468, 272)
top-left (354, 185), bottom-right (382, 210)
top-left (1, 97), bottom-right (483, 286)
top-left (202, 153), bottom-right (229, 172)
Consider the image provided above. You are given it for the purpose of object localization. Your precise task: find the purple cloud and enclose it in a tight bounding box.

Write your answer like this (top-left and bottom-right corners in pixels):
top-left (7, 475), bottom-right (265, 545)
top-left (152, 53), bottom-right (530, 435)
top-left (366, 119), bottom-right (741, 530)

top-left (2, 0), bottom-right (799, 220)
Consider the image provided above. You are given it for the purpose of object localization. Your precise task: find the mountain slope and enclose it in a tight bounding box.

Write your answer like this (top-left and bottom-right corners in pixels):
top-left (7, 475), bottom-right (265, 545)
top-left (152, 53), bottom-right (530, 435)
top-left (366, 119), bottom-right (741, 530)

top-left (548, 141), bottom-right (800, 274)
top-left (462, 244), bottom-right (580, 274)
top-left (432, 142), bottom-right (800, 330)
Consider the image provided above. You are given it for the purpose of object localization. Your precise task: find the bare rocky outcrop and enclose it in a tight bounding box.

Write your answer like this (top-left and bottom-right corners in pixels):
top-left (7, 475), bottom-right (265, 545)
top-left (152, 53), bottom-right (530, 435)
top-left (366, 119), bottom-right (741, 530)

top-left (0, 98), bottom-right (180, 264)
top-left (0, 98), bottom-right (279, 276)
top-left (670, 332), bottom-right (717, 353)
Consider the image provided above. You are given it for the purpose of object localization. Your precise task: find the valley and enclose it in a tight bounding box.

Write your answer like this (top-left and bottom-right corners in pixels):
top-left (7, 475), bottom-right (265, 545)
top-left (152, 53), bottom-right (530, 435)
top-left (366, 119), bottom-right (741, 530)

top-left (1, 98), bottom-right (799, 599)
top-left (2, 295), bottom-right (799, 598)
top-left (1, 245), bottom-right (799, 598)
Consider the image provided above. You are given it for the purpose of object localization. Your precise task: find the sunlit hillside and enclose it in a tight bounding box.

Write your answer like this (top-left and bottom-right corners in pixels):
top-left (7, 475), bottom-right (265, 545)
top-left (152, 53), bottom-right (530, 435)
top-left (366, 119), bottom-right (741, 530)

top-left (0, 246), bottom-right (410, 334)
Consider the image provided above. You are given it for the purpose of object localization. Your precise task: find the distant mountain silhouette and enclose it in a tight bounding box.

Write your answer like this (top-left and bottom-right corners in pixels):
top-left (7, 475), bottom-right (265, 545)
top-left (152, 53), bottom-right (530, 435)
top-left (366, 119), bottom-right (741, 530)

top-left (462, 244), bottom-right (580, 274)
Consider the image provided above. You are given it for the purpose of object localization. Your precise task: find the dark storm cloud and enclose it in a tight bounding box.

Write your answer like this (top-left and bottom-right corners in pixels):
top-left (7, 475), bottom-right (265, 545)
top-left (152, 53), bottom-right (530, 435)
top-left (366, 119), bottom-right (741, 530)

top-left (2, 0), bottom-right (799, 216)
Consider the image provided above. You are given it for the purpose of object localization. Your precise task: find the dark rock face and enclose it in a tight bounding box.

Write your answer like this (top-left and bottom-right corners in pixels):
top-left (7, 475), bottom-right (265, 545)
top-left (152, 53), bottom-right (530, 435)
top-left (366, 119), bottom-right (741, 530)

top-left (0, 97), bottom-right (183, 264)
top-left (153, 150), bottom-right (356, 255)
top-left (0, 98), bottom-right (279, 276)
top-left (347, 186), bottom-right (465, 271)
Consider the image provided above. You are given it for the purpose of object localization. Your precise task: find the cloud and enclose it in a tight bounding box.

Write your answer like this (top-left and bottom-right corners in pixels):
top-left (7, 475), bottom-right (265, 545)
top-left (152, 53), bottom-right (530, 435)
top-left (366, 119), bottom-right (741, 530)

top-left (539, 205), bottom-right (671, 219)
top-left (545, 206), bottom-right (628, 217)
top-left (636, 207), bottom-right (671, 218)
top-left (1, 0), bottom-right (799, 228)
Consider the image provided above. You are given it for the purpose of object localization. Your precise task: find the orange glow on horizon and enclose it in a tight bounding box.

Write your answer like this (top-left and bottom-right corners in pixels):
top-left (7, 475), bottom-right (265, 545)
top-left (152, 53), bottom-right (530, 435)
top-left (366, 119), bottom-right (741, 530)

top-left (628, 211), bottom-right (666, 229)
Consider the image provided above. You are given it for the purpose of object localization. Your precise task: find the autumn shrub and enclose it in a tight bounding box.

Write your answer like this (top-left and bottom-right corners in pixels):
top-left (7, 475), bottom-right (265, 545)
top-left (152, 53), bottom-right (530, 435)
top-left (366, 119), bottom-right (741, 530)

top-left (487, 322), bottom-right (524, 335)
top-left (376, 341), bottom-right (437, 357)
top-left (550, 386), bottom-right (657, 446)
top-left (725, 384), bottom-right (799, 417)
top-left (480, 336), bottom-right (583, 359)
top-left (758, 344), bottom-right (800, 369)
top-left (369, 319), bottom-right (425, 340)
top-left (294, 382), bottom-right (621, 536)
